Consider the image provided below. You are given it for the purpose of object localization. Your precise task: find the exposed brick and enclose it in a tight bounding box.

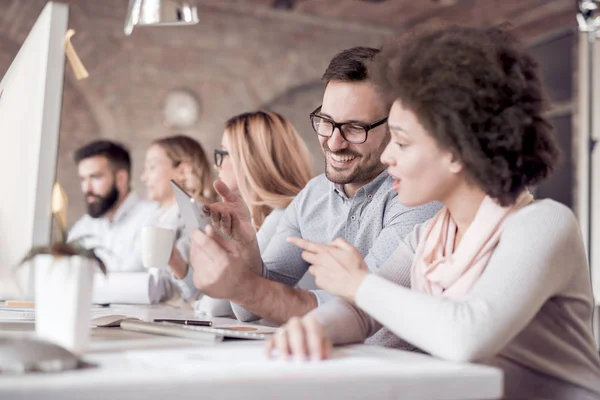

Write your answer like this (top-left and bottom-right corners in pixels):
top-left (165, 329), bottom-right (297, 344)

top-left (0, 0), bottom-right (573, 224)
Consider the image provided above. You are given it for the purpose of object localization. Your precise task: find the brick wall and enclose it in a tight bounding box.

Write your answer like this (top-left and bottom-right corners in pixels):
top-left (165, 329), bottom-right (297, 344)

top-left (0, 0), bottom-right (574, 224)
top-left (0, 0), bottom-right (391, 224)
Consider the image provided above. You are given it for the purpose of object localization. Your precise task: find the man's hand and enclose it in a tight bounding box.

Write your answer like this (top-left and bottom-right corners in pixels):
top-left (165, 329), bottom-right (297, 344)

top-left (204, 180), bottom-right (255, 245)
top-left (203, 180), bottom-right (263, 275)
top-left (189, 225), bottom-right (258, 300)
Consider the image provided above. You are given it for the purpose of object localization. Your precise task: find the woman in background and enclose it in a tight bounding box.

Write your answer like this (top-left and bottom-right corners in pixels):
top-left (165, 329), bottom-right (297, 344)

top-left (196, 110), bottom-right (313, 317)
top-left (141, 134), bottom-right (216, 301)
top-left (269, 26), bottom-right (600, 399)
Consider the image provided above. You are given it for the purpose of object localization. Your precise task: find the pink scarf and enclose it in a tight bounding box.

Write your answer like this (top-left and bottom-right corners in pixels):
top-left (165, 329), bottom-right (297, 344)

top-left (411, 191), bottom-right (534, 299)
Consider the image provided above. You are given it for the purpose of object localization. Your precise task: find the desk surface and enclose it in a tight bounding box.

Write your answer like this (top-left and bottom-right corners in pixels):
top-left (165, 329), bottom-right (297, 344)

top-left (0, 305), bottom-right (503, 400)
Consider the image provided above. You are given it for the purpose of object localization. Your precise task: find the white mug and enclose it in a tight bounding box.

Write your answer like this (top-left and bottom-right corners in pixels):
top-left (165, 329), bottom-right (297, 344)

top-left (195, 295), bottom-right (234, 317)
top-left (141, 226), bottom-right (175, 269)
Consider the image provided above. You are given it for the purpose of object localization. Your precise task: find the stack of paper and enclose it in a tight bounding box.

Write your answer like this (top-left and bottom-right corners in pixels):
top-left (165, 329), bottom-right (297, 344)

top-left (0, 307), bottom-right (35, 322)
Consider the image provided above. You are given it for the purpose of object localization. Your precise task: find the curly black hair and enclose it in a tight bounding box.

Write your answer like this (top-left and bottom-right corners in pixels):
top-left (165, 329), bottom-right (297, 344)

top-left (371, 26), bottom-right (561, 206)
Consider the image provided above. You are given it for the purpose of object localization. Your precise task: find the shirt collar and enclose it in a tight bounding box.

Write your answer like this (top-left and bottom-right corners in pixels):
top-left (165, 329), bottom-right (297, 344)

top-left (111, 192), bottom-right (140, 223)
top-left (331, 170), bottom-right (389, 201)
top-left (155, 202), bottom-right (178, 222)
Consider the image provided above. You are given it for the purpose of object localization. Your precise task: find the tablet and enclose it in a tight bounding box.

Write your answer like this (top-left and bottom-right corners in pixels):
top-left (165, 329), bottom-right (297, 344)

top-left (120, 319), bottom-right (276, 341)
top-left (170, 180), bottom-right (207, 233)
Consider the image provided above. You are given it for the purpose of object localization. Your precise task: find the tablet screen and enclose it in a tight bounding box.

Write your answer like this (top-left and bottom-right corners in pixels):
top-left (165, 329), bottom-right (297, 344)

top-left (170, 180), bottom-right (206, 233)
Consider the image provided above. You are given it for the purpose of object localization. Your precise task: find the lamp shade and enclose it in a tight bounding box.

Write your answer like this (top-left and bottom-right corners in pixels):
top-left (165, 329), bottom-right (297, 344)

top-left (124, 0), bottom-right (199, 36)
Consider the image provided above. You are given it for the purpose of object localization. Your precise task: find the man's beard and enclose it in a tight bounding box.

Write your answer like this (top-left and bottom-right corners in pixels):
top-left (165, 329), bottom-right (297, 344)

top-left (322, 136), bottom-right (389, 186)
top-left (86, 184), bottom-right (120, 218)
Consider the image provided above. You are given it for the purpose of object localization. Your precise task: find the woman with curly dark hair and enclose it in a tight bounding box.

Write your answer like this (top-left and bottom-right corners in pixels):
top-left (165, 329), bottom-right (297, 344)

top-left (267, 26), bottom-right (600, 399)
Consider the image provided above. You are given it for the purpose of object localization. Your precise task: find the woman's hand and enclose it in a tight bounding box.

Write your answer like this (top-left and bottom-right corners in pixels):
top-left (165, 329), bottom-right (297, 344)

top-left (287, 237), bottom-right (369, 302)
top-left (265, 316), bottom-right (332, 361)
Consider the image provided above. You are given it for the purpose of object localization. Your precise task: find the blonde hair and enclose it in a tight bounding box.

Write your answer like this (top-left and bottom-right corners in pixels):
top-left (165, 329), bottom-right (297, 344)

top-left (152, 135), bottom-right (217, 205)
top-left (224, 111), bottom-right (312, 229)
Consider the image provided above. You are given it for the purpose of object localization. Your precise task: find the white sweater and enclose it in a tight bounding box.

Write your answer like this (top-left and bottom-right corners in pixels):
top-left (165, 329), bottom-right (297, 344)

top-left (309, 200), bottom-right (600, 399)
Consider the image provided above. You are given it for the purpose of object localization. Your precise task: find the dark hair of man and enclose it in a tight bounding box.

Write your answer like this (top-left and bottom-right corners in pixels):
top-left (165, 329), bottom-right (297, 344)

top-left (322, 46), bottom-right (380, 84)
top-left (73, 140), bottom-right (131, 176)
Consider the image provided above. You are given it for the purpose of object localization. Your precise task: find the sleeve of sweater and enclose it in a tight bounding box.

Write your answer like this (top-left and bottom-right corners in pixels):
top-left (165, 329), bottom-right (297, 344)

top-left (354, 202), bottom-right (577, 362)
top-left (307, 223), bottom-right (422, 344)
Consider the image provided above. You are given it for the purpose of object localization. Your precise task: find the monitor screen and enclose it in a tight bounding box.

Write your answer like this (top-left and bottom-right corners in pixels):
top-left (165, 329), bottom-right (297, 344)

top-left (0, 2), bottom-right (68, 298)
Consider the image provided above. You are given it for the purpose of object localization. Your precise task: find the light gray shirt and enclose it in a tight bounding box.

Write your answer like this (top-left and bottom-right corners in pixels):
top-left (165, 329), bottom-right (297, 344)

top-left (232, 171), bottom-right (442, 321)
top-left (256, 208), bottom-right (285, 252)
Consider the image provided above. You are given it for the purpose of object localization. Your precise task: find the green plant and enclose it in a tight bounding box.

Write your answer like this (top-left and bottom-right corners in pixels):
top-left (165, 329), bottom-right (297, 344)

top-left (16, 183), bottom-right (107, 275)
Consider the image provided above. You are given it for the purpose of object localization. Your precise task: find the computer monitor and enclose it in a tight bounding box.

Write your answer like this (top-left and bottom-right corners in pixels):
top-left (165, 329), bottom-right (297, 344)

top-left (0, 2), bottom-right (69, 298)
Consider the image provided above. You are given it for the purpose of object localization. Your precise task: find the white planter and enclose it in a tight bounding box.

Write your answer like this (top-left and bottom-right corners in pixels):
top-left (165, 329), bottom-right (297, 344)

top-left (14, 262), bottom-right (36, 300)
top-left (34, 254), bottom-right (96, 355)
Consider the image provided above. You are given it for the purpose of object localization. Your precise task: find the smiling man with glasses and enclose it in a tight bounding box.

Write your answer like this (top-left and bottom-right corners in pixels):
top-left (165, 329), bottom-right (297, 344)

top-left (309, 102), bottom-right (390, 199)
top-left (311, 105), bottom-right (388, 144)
top-left (188, 47), bottom-right (440, 345)
top-left (310, 106), bottom-right (387, 144)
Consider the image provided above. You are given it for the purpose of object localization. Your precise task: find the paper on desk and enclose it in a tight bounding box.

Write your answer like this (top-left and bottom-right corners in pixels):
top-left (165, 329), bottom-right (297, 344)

top-left (0, 305), bottom-right (144, 323)
top-left (93, 270), bottom-right (167, 305)
top-left (0, 272), bottom-right (167, 309)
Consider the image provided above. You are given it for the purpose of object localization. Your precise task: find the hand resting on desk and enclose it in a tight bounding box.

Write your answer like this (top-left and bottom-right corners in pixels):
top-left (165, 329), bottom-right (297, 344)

top-left (265, 316), bottom-right (332, 361)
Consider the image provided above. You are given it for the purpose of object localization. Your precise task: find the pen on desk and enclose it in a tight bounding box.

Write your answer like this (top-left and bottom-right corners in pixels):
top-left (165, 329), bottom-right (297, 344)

top-left (154, 318), bottom-right (212, 327)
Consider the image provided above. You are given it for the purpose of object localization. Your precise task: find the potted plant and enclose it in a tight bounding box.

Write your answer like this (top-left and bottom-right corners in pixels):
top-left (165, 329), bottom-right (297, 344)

top-left (17, 183), bottom-right (106, 355)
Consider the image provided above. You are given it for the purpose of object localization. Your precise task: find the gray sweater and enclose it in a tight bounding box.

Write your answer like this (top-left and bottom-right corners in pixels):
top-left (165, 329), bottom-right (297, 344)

top-left (310, 200), bottom-right (600, 399)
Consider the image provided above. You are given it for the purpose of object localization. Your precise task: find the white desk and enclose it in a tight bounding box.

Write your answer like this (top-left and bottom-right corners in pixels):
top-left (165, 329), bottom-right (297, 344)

top-left (0, 305), bottom-right (503, 400)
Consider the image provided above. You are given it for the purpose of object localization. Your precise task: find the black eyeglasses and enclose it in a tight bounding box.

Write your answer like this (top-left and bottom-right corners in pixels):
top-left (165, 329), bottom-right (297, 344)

top-left (309, 106), bottom-right (388, 144)
top-left (214, 149), bottom-right (229, 167)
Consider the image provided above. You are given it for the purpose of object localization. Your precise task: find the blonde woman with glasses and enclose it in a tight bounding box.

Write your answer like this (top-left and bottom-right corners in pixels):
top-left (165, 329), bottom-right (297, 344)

top-left (214, 110), bottom-right (312, 247)
top-left (195, 110), bottom-right (313, 317)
